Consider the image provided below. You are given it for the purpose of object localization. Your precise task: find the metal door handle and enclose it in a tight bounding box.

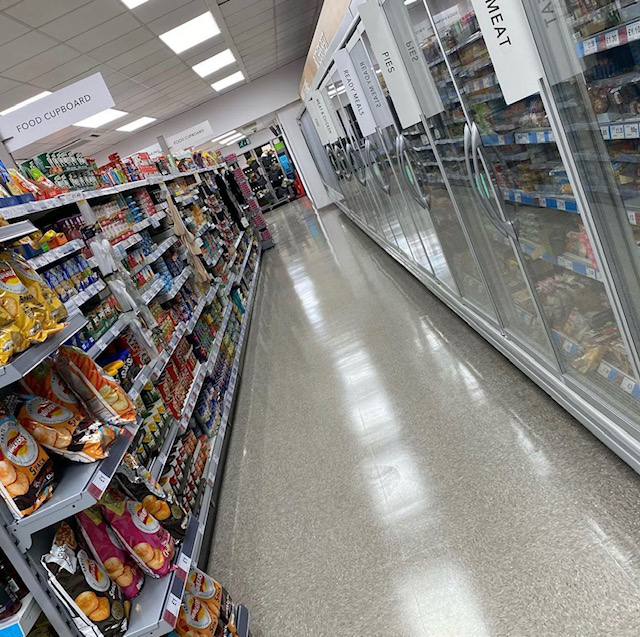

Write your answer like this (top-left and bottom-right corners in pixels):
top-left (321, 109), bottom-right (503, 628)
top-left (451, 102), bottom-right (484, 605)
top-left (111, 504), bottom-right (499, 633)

top-left (347, 143), bottom-right (366, 187)
top-left (338, 146), bottom-right (353, 181)
top-left (368, 140), bottom-right (391, 195)
top-left (396, 134), bottom-right (430, 211)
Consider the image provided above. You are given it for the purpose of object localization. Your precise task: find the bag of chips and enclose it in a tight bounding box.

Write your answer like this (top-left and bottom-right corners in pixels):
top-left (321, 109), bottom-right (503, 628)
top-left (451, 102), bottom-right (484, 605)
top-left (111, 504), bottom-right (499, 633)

top-left (41, 521), bottom-right (128, 637)
top-left (116, 454), bottom-right (188, 541)
top-left (175, 594), bottom-right (219, 637)
top-left (8, 251), bottom-right (67, 326)
top-left (23, 359), bottom-right (85, 416)
top-left (55, 346), bottom-right (136, 426)
top-left (13, 394), bottom-right (117, 463)
top-left (187, 568), bottom-right (235, 624)
top-left (100, 486), bottom-right (175, 578)
top-left (0, 403), bottom-right (54, 518)
top-left (76, 507), bottom-right (145, 600)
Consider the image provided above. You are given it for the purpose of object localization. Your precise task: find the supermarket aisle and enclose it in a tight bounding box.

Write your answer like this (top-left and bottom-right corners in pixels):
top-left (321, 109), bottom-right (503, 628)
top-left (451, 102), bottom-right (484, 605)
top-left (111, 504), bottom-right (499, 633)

top-left (209, 198), bottom-right (640, 636)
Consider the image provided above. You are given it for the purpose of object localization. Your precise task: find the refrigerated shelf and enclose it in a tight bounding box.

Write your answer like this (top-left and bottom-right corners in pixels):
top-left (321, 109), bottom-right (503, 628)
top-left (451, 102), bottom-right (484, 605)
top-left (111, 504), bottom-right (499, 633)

top-left (504, 189), bottom-right (579, 213)
top-left (575, 17), bottom-right (640, 57)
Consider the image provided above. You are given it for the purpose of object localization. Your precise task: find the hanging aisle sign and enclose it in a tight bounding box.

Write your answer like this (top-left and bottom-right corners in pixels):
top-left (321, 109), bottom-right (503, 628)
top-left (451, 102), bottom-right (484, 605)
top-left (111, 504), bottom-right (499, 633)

top-left (381, 0), bottom-right (444, 119)
top-left (469, 0), bottom-right (543, 104)
top-left (311, 90), bottom-right (340, 143)
top-left (0, 73), bottom-right (114, 152)
top-left (167, 120), bottom-right (214, 151)
top-left (358, 0), bottom-right (422, 128)
top-left (306, 95), bottom-right (330, 146)
top-left (334, 49), bottom-right (377, 137)
top-left (347, 39), bottom-right (395, 130)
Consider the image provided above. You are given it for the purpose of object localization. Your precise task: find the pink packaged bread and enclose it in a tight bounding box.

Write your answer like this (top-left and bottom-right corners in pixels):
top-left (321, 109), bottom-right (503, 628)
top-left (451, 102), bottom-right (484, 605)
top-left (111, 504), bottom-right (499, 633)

top-left (76, 507), bottom-right (145, 600)
top-left (100, 486), bottom-right (175, 579)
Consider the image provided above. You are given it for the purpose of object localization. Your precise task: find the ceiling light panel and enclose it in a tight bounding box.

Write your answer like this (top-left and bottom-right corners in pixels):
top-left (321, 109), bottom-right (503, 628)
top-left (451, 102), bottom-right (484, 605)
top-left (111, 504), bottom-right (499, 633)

top-left (211, 71), bottom-right (245, 92)
top-left (159, 12), bottom-right (220, 54)
top-left (225, 135), bottom-right (245, 146)
top-left (116, 116), bottom-right (156, 132)
top-left (192, 49), bottom-right (235, 78)
top-left (73, 109), bottom-right (128, 128)
top-left (211, 130), bottom-right (237, 143)
top-left (0, 91), bottom-right (51, 116)
top-left (121, 0), bottom-right (151, 7)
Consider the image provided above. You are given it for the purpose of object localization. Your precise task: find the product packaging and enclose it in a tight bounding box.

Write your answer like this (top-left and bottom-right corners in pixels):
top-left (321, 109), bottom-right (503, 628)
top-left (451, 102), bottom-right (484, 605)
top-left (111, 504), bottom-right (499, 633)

top-left (187, 567), bottom-right (234, 624)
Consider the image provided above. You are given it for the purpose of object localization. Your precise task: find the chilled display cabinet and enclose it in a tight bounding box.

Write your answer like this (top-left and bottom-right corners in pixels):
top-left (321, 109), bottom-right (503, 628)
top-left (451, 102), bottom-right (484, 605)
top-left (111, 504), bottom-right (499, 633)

top-left (299, 0), bottom-right (640, 473)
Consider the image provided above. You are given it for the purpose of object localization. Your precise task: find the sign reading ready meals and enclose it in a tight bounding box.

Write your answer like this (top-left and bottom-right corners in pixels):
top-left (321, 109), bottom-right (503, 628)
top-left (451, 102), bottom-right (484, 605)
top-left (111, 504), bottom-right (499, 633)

top-left (0, 73), bottom-right (115, 152)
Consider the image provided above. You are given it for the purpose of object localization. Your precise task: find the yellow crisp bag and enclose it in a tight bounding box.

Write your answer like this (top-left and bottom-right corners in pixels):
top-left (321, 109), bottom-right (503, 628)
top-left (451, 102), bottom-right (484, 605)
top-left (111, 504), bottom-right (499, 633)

top-left (8, 251), bottom-right (67, 327)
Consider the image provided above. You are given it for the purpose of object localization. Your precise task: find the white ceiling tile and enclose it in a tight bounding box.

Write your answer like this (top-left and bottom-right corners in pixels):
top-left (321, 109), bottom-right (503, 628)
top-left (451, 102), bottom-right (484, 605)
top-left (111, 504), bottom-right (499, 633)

top-left (67, 12), bottom-right (140, 52)
top-left (130, 0), bottom-right (195, 23)
top-left (0, 31), bottom-right (57, 72)
top-left (224, 0), bottom-right (272, 27)
top-left (229, 11), bottom-right (274, 37)
top-left (91, 27), bottom-right (155, 63)
top-left (0, 0), bottom-right (20, 8)
top-left (220, 0), bottom-right (265, 17)
top-left (275, 7), bottom-right (317, 29)
top-left (0, 14), bottom-right (31, 44)
top-left (2, 44), bottom-right (78, 83)
top-left (104, 39), bottom-right (168, 71)
top-left (153, 73), bottom-right (202, 93)
top-left (29, 57), bottom-right (98, 89)
top-left (0, 82), bottom-right (48, 112)
top-left (40, 0), bottom-right (126, 39)
top-left (0, 76), bottom-right (20, 93)
top-left (143, 63), bottom-right (190, 87)
top-left (233, 23), bottom-right (275, 46)
top-left (135, 58), bottom-right (185, 84)
top-left (5, 0), bottom-right (93, 27)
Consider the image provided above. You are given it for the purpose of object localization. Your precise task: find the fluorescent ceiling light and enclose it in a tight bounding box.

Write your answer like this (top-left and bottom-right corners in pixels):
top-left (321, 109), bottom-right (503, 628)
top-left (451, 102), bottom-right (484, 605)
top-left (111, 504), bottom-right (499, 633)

top-left (120, 0), bottom-right (149, 7)
top-left (225, 135), bottom-right (245, 146)
top-left (0, 91), bottom-right (52, 116)
top-left (116, 116), bottom-right (156, 132)
top-left (219, 133), bottom-right (244, 145)
top-left (73, 108), bottom-right (127, 128)
top-left (160, 12), bottom-right (220, 54)
top-left (404, 0), bottom-right (419, 5)
top-left (211, 130), bottom-right (236, 143)
top-left (214, 131), bottom-right (242, 144)
top-left (193, 49), bottom-right (235, 78)
top-left (211, 71), bottom-right (245, 92)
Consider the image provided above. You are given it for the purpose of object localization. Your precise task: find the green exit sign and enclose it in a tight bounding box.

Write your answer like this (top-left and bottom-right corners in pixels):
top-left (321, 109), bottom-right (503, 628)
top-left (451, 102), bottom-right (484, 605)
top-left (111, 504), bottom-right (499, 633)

top-left (238, 137), bottom-right (250, 148)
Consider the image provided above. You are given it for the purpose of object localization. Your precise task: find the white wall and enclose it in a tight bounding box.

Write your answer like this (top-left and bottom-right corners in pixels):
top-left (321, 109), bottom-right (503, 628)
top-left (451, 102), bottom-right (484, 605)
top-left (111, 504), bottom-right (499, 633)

top-left (276, 101), bottom-right (331, 209)
top-left (95, 59), bottom-right (304, 165)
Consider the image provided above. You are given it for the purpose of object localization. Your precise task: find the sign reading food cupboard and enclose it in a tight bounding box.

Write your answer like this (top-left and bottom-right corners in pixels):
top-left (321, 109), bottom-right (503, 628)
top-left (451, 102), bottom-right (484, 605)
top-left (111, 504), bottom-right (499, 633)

top-left (167, 120), bottom-right (214, 151)
top-left (0, 73), bottom-right (115, 152)
top-left (469, 0), bottom-right (543, 104)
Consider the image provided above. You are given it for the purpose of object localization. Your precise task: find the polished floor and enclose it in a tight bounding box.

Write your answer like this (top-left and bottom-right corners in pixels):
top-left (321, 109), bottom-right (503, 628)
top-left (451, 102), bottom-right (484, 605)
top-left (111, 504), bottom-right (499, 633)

top-left (208, 198), bottom-right (640, 636)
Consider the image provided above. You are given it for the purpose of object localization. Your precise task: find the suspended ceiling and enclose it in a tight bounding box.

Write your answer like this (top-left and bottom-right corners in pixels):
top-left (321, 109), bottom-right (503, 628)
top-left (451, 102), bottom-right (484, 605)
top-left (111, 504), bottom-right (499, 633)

top-left (0, 0), bottom-right (320, 160)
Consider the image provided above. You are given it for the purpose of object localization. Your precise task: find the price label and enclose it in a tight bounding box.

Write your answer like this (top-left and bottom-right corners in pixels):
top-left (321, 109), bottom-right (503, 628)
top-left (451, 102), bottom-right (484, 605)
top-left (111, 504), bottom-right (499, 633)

top-left (611, 124), bottom-right (625, 139)
top-left (556, 199), bottom-right (566, 210)
top-left (586, 267), bottom-right (596, 279)
top-left (165, 593), bottom-right (181, 619)
top-left (628, 211), bottom-right (637, 224)
top-left (601, 126), bottom-right (611, 140)
top-left (628, 21), bottom-right (640, 41)
top-left (515, 132), bottom-right (528, 144)
top-left (557, 256), bottom-right (570, 268)
top-left (625, 123), bottom-right (640, 139)
top-left (89, 471), bottom-right (109, 498)
top-left (177, 551), bottom-right (191, 575)
top-left (562, 340), bottom-right (574, 354)
top-left (583, 38), bottom-right (597, 56)
top-left (605, 30), bottom-right (620, 48)
top-left (598, 362), bottom-right (612, 378)
top-left (536, 131), bottom-right (548, 143)
top-left (621, 376), bottom-right (636, 394)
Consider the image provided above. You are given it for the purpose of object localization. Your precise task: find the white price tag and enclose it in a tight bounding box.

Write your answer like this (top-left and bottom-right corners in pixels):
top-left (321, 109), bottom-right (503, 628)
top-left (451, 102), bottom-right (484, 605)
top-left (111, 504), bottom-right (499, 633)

top-left (165, 593), bottom-right (181, 619)
top-left (628, 21), bottom-right (640, 41)
top-left (178, 551), bottom-right (191, 573)
top-left (629, 211), bottom-right (637, 224)
top-left (562, 340), bottom-right (574, 353)
top-left (536, 131), bottom-right (547, 143)
top-left (91, 471), bottom-right (109, 493)
top-left (621, 376), bottom-right (636, 394)
top-left (556, 199), bottom-right (566, 210)
top-left (598, 362), bottom-right (612, 378)
top-left (583, 38), bottom-right (597, 56)
top-left (557, 256), bottom-right (570, 268)
top-left (605, 30), bottom-right (620, 48)
top-left (586, 267), bottom-right (596, 279)
top-left (611, 124), bottom-right (625, 139)
top-left (625, 123), bottom-right (640, 139)
top-left (515, 132), bottom-right (528, 144)
top-left (601, 126), bottom-right (611, 140)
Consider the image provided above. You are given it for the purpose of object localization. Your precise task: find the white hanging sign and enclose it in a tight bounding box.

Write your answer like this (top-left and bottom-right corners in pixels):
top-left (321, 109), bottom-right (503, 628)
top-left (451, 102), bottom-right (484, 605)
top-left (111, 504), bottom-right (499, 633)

top-left (469, 0), bottom-right (543, 105)
top-left (311, 90), bottom-right (340, 144)
top-left (348, 40), bottom-right (395, 129)
top-left (0, 73), bottom-right (114, 152)
top-left (358, 0), bottom-right (422, 128)
top-left (167, 120), bottom-right (214, 151)
top-left (334, 49), bottom-right (377, 137)
top-left (381, 0), bottom-right (444, 119)
top-left (306, 95), bottom-right (330, 146)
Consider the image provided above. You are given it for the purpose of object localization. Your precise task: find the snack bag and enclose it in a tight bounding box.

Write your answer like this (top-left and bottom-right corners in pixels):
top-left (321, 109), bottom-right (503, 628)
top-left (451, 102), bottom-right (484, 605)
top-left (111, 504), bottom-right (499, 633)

top-left (76, 507), bottom-right (144, 600)
top-left (8, 251), bottom-right (67, 325)
top-left (175, 594), bottom-right (218, 637)
top-left (41, 521), bottom-right (128, 637)
top-left (115, 454), bottom-right (188, 541)
top-left (14, 394), bottom-right (118, 463)
top-left (187, 568), bottom-right (234, 624)
top-left (0, 402), bottom-right (54, 518)
top-left (55, 346), bottom-right (136, 426)
top-left (100, 487), bottom-right (175, 578)
top-left (23, 358), bottom-right (86, 417)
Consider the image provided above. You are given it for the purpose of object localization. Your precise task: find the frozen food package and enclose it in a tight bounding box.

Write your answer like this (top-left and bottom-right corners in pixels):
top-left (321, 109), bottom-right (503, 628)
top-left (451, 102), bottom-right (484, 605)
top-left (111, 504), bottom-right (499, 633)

top-left (100, 486), bottom-right (175, 578)
top-left (0, 402), bottom-right (54, 518)
top-left (8, 251), bottom-right (67, 325)
top-left (175, 594), bottom-right (219, 637)
top-left (55, 346), bottom-right (136, 426)
top-left (41, 521), bottom-right (128, 637)
top-left (187, 568), bottom-right (234, 624)
top-left (115, 453), bottom-right (188, 541)
top-left (14, 394), bottom-right (118, 463)
top-left (76, 507), bottom-right (145, 600)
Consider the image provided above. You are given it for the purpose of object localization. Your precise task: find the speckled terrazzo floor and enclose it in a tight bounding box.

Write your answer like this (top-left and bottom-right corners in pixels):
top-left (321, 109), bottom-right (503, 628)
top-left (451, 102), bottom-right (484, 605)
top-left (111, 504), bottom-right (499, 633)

top-left (208, 197), bottom-right (640, 636)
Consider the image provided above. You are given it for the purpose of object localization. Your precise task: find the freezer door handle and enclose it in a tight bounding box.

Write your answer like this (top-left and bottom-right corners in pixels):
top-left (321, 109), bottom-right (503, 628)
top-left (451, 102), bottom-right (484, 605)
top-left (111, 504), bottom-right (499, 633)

top-left (347, 143), bottom-right (367, 186)
top-left (367, 139), bottom-right (391, 195)
top-left (336, 145), bottom-right (353, 181)
top-left (327, 145), bottom-right (342, 178)
top-left (396, 133), bottom-right (430, 211)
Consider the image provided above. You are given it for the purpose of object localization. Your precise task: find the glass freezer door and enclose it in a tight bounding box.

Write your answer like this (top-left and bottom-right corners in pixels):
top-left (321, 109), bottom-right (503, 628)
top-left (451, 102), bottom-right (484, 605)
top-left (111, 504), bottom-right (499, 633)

top-left (424, 0), bottom-right (640, 414)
